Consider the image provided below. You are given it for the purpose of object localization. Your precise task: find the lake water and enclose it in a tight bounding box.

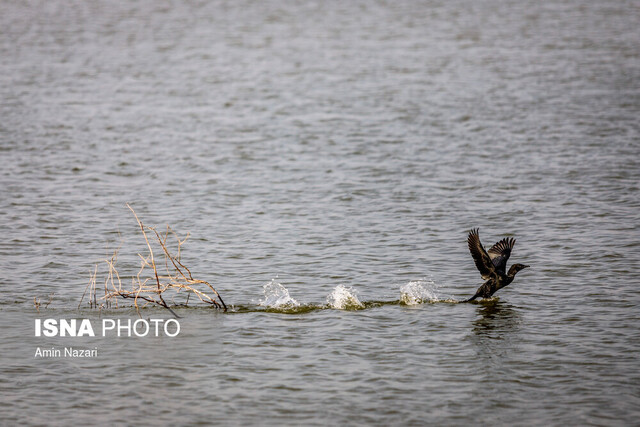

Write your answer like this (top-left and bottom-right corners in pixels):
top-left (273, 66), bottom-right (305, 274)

top-left (1, 0), bottom-right (639, 425)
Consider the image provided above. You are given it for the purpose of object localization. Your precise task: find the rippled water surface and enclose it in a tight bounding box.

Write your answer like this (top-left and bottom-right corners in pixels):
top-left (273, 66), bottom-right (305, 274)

top-left (1, 0), bottom-right (639, 425)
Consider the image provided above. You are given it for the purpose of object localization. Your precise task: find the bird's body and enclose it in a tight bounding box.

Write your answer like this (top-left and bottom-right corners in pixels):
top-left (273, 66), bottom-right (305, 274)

top-left (466, 228), bottom-right (529, 302)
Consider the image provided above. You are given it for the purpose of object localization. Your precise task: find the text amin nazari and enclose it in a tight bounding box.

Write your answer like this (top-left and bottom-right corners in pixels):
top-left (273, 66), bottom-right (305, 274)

top-left (34, 346), bottom-right (98, 358)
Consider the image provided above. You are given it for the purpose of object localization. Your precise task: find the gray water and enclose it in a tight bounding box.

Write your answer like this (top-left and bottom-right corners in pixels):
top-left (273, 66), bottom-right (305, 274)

top-left (1, 0), bottom-right (639, 425)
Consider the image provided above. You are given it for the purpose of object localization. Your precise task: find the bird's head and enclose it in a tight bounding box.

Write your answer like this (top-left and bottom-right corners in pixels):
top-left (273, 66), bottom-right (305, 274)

top-left (508, 263), bottom-right (530, 277)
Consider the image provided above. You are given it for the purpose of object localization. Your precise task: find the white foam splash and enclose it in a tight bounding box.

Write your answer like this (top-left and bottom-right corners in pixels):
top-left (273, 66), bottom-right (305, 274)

top-left (259, 279), bottom-right (300, 308)
top-left (326, 285), bottom-right (364, 310)
top-left (400, 279), bottom-right (440, 305)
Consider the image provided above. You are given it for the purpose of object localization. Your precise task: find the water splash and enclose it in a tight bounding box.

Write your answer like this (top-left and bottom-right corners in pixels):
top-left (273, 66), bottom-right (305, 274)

top-left (326, 285), bottom-right (364, 310)
top-left (259, 279), bottom-right (300, 309)
top-left (399, 279), bottom-right (441, 305)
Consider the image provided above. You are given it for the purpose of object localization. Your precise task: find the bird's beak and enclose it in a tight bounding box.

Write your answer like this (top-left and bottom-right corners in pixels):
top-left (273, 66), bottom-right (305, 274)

top-left (523, 265), bottom-right (530, 269)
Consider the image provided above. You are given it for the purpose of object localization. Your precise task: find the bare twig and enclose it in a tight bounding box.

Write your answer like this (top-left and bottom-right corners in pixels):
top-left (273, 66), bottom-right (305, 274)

top-left (34, 293), bottom-right (54, 313)
top-left (81, 205), bottom-right (227, 317)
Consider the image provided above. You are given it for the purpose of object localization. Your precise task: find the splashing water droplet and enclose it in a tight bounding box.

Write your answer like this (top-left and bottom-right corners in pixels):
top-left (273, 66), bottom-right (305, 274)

top-left (400, 279), bottom-right (440, 305)
top-left (326, 285), bottom-right (364, 310)
top-left (260, 279), bottom-right (300, 308)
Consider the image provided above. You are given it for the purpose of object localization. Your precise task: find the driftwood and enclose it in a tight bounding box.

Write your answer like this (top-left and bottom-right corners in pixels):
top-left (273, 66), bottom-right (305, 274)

top-left (79, 204), bottom-right (226, 317)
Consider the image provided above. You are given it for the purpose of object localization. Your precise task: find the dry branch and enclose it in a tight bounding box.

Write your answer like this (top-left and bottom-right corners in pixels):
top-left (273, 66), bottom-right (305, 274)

top-left (34, 293), bottom-right (54, 313)
top-left (80, 204), bottom-right (226, 317)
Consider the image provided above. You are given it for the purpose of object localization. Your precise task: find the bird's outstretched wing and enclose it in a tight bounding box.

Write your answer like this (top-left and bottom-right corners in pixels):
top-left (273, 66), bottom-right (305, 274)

top-left (488, 237), bottom-right (515, 275)
top-left (467, 228), bottom-right (496, 280)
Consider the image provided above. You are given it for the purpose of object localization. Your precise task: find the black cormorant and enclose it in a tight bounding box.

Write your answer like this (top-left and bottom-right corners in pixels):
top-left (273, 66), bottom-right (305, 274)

top-left (466, 228), bottom-right (529, 302)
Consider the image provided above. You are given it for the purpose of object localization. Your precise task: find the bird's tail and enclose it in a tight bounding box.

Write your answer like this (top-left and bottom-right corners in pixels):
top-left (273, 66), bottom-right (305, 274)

top-left (464, 295), bottom-right (478, 303)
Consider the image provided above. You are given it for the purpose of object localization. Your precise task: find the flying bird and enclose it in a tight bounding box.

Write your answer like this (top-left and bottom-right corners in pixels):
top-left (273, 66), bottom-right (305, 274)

top-left (466, 228), bottom-right (529, 302)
